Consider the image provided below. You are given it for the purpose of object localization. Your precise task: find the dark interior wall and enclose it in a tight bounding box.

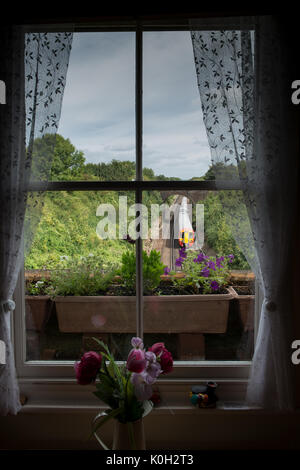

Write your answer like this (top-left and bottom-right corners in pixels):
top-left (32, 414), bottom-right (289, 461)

top-left (1, 8), bottom-right (300, 450)
top-left (1, 410), bottom-right (300, 450)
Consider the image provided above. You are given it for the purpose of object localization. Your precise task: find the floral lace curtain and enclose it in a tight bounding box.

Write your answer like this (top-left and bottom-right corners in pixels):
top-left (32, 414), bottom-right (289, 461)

top-left (0, 26), bottom-right (72, 415)
top-left (191, 16), bottom-right (298, 409)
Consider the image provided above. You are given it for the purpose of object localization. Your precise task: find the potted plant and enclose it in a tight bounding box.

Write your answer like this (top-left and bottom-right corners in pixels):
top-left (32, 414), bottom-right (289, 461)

top-left (51, 248), bottom-right (235, 359)
top-left (25, 276), bottom-right (53, 332)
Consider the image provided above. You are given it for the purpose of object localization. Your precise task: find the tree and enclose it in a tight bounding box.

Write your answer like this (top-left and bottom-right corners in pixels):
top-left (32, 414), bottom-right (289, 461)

top-left (30, 133), bottom-right (85, 181)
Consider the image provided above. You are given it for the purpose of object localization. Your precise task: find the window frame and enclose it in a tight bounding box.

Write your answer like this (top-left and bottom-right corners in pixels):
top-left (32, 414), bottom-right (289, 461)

top-left (15, 19), bottom-right (259, 402)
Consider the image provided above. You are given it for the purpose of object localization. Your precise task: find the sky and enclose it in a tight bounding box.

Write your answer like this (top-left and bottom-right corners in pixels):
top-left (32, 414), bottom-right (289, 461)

top-left (58, 31), bottom-right (212, 180)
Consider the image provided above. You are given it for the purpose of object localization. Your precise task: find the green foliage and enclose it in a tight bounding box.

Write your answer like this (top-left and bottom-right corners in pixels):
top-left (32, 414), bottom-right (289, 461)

top-left (25, 135), bottom-right (251, 274)
top-left (120, 249), bottom-right (165, 295)
top-left (91, 338), bottom-right (146, 427)
top-left (203, 192), bottom-right (250, 270)
top-left (85, 159), bottom-right (135, 181)
top-left (25, 190), bottom-right (133, 270)
top-left (25, 278), bottom-right (50, 295)
top-left (31, 133), bottom-right (85, 181)
top-left (48, 255), bottom-right (116, 296)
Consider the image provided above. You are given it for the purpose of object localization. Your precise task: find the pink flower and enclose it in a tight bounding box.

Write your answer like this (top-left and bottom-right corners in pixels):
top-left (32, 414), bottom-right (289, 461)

top-left (148, 342), bottom-right (165, 356)
top-left (74, 351), bottom-right (102, 385)
top-left (126, 348), bottom-right (147, 373)
top-left (160, 349), bottom-right (173, 374)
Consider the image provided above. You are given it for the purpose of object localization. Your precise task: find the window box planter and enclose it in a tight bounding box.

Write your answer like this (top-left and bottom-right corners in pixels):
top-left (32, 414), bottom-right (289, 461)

top-left (55, 288), bottom-right (235, 334)
top-left (54, 287), bottom-right (235, 359)
top-left (25, 295), bottom-right (53, 332)
top-left (230, 286), bottom-right (255, 332)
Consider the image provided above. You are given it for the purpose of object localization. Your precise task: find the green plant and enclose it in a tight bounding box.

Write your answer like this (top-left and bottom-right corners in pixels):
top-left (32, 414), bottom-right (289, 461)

top-left (166, 247), bottom-right (233, 294)
top-left (48, 254), bottom-right (117, 296)
top-left (25, 278), bottom-right (50, 295)
top-left (120, 249), bottom-right (165, 295)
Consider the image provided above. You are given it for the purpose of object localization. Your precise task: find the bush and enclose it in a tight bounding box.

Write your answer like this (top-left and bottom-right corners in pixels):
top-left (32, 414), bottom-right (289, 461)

top-left (120, 249), bottom-right (165, 295)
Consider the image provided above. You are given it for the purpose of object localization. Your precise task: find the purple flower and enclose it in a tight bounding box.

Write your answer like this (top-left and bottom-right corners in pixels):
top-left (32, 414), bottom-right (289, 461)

top-left (175, 257), bottom-right (183, 267)
top-left (145, 351), bottom-right (161, 380)
top-left (207, 260), bottom-right (216, 271)
top-left (131, 372), bottom-right (154, 401)
top-left (131, 352), bottom-right (162, 401)
top-left (216, 256), bottom-right (224, 268)
top-left (201, 267), bottom-right (210, 277)
top-left (210, 281), bottom-right (220, 291)
top-left (164, 266), bottom-right (170, 275)
top-left (131, 337), bottom-right (144, 349)
top-left (228, 254), bottom-right (234, 263)
top-left (179, 247), bottom-right (187, 258)
top-left (197, 253), bottom-right (206, 263)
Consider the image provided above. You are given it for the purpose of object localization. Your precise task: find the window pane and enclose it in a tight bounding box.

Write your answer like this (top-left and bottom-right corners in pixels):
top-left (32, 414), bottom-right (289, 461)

top-left (24, 190), bottom-right (136, 361)
top-left (143, 31), bottom-right (211, 181)
top-left (142, 190), bottom-right (254, 361)
top-left (30, 32), bottom-right (136, 183)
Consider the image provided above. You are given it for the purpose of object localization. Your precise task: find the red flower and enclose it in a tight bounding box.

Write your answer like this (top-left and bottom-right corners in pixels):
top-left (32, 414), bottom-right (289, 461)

top-left (149, 342), bottom-right (173, 375)
top-left (74, 351), bottom-right (102, 385)
top-left (148, 342), bottom-right (165, 356)
top-left (160, 348), bottom-right (173, 374)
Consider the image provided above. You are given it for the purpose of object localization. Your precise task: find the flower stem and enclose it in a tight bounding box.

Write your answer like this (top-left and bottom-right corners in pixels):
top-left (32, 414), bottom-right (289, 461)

top-left (127, 421), bottom-right (136, 450)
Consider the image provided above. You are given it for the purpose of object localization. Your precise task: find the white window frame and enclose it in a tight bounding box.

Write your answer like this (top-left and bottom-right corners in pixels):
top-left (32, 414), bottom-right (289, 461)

top-left (15, 18), bottom-right (260, 407)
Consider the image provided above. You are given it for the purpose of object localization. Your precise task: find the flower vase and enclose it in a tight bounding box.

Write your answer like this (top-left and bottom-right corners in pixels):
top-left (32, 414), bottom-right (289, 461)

top-left (113, 418), bottom-right (145, 450)
top-left (93, 400), bottom-right (152, 450)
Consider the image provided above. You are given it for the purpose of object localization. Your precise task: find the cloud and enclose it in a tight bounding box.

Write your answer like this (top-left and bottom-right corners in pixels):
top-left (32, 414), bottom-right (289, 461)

top-left (58, 31), bottom-right (211, 180)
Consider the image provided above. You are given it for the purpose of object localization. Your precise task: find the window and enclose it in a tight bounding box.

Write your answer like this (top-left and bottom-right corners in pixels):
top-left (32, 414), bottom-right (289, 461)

top-left (15, 20), bottom-right (257, 397)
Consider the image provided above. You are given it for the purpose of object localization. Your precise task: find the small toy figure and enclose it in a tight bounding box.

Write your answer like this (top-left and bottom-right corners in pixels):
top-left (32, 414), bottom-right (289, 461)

top-left (189, 381), bottom-right (218, 408)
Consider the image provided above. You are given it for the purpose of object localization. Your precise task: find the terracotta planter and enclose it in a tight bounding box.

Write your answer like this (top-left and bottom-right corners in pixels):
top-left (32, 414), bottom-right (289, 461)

top-left (25, 295), bottom-right (53, 332)
top-left (230, 287), bottom-right (255, 331)
top-left (55, 287), bottom-right (235, 334)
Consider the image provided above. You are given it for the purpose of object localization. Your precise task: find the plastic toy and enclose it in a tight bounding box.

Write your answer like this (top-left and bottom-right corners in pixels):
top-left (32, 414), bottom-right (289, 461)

top-left (189, 381), bottom-right (218, 408)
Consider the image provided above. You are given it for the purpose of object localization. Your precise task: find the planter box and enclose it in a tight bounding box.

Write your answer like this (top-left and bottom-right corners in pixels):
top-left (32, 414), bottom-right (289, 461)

top-left (230, 287), bottom-right (255, 332)
top-left (25, 295), bottom-right (53, 332)
top-left (55, 287), bottom-right (235, 334)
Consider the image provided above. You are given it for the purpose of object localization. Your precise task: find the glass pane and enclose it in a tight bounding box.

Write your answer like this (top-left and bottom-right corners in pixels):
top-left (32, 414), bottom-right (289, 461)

top-left (24, 190), bottom-right (136, 361)
top-left (141, 190), bottom-right (254, 362)
top-left (30, 32), bottom-right (135, 182)
top-left (143, 31), bottom-right (211, 181)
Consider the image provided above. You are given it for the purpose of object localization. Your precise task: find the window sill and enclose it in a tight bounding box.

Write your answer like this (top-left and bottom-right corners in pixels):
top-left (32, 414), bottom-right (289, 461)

top-left (19, 400), bottom-right (263, 415)
top-left (18, 376), bottom-right (257, 414)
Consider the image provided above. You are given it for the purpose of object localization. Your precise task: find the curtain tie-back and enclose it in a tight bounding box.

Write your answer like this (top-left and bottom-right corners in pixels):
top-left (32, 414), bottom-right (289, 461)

top-left (0, 299), bottom-right (16, 313)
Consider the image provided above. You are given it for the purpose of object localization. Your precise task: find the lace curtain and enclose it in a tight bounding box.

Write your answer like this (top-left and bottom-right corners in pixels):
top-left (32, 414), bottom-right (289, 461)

top-left (191, 16), bottom-right (298, 409)
top-left (0, 26), bottom-right (72, 415)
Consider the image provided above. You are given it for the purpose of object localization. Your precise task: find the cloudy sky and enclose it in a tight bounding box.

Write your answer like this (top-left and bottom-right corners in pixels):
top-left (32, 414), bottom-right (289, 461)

top-left (58, 31), bottom-right (211, 180)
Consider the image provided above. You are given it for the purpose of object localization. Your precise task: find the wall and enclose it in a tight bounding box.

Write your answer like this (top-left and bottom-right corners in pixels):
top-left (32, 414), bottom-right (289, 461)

top-left (1, 410), bottom-right (300, 450)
